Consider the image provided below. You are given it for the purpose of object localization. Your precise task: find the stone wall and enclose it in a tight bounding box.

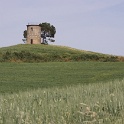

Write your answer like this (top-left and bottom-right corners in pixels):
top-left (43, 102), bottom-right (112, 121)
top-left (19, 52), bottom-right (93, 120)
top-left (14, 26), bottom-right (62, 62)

top-left (27, 25), bottom-right (41, 44)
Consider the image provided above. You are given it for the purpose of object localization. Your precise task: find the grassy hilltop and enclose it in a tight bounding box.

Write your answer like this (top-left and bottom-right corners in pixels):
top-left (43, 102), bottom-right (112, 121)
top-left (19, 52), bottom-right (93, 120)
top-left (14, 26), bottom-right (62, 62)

top-left (0, 44), bottom-right (124, 62)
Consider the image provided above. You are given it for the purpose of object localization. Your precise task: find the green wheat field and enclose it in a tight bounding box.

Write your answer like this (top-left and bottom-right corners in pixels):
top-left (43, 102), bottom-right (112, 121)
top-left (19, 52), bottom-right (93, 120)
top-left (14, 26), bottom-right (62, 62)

top-left (0, 45), bottom-right (124, 123)
top-left (1, 79), bottom-right (124, 123)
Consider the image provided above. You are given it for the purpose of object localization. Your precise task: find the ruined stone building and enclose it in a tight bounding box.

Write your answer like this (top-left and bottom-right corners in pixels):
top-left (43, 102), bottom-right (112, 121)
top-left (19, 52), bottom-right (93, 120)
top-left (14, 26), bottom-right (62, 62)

top-left (26, 24), bottom-right (42, 44)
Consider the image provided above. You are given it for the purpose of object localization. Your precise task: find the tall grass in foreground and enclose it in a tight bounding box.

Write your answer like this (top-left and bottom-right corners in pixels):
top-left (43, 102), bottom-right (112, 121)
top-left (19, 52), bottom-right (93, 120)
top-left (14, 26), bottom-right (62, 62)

top-left (0, 80), bottom-right (124, 124)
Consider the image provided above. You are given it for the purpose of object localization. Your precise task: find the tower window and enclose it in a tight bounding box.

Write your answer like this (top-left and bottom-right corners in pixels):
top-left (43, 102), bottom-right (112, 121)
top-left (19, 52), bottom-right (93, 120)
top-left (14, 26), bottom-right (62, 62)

top-left (31, 27), bottom-right (33, 31)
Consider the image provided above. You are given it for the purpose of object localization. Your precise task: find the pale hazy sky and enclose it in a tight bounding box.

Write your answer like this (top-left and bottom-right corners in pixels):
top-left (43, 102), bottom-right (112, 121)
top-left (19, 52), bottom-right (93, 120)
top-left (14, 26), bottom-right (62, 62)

top-left (0, 0), bottom-right (124, 55)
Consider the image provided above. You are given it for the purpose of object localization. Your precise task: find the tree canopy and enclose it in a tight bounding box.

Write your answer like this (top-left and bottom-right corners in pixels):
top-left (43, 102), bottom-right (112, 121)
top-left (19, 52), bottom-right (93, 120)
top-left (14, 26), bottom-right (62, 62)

top-left (23, 30), bottom-right (27, 39)
top-left (39, 22), bottom-right (56, 38)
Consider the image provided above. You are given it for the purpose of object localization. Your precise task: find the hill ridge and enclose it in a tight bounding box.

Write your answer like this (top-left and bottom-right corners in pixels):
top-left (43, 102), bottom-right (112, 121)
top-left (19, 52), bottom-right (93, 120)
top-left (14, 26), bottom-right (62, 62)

top-left (0, 44), bottom-right (124, 62)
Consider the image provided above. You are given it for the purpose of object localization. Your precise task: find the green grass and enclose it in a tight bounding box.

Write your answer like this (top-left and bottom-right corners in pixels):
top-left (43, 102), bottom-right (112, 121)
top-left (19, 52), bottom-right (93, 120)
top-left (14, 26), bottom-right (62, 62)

top-left (0, 62), bottom-right (124, 93)
top-left (0, 45), bottom-right (124, 123)
top-left (0, 80), bottom-right (124, 124)
top-left (0, 44), bottom-right (122, 62)
top-left (0, 44), bottom-right (103, 54)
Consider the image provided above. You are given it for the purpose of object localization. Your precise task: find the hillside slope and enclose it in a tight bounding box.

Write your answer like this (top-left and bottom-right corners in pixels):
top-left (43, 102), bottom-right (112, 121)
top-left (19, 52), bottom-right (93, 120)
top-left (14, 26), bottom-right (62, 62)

top-left (0, 44), bottom-right (123, 62)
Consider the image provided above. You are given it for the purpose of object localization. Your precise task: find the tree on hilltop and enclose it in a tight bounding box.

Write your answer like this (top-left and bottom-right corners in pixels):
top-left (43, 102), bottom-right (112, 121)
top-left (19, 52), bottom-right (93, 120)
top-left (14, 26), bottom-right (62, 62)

top-left (39, 22), bottom-right (56, 44)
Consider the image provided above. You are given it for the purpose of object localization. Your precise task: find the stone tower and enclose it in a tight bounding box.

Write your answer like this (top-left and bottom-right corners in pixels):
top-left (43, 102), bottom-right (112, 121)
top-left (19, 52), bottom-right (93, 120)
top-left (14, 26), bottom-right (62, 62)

top-left (26, 24), bottom-right (41, 44)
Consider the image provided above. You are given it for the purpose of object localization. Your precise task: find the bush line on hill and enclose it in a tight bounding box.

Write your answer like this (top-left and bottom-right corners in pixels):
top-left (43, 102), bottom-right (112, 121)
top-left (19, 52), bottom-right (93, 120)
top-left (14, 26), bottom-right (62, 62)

top-left (0, 51), bottom-right (119, 62)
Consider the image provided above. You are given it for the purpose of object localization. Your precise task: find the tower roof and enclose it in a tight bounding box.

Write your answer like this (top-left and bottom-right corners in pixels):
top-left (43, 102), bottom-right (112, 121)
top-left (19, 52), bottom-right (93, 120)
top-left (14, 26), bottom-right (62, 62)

top-left (27, 22), bottom-right (40, 27)
top-left (27, 24), bottom-right (40, 27)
